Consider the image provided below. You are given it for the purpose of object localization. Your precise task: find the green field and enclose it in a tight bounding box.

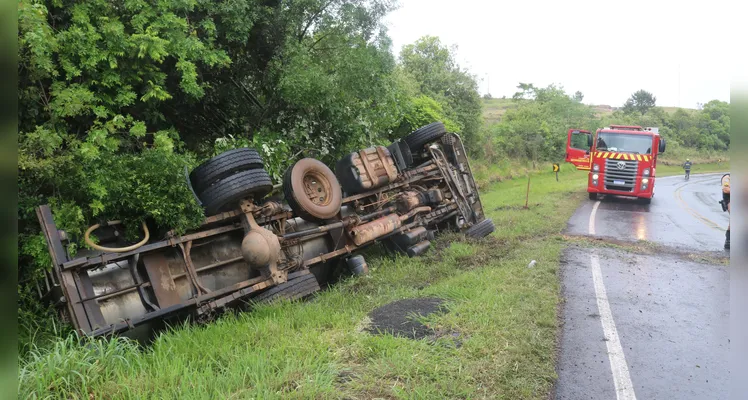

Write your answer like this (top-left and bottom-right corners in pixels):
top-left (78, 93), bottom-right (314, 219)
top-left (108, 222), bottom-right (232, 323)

top-left (656, 161), bottom-right (730, 177)
top-left (481, 98), bottom-right (521, 125)
top-left (20, 168), bottom-right (590, 400)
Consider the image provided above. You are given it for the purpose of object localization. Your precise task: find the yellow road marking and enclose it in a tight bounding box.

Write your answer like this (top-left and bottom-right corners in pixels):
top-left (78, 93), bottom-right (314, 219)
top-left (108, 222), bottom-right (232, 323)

top-left (673, 181), bottom-right (727, 231)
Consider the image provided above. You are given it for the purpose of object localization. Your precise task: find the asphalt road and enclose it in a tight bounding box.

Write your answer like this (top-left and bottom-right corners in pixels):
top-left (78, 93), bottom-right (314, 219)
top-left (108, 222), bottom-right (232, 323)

top-left (556, 173), bottom-right (730, 400)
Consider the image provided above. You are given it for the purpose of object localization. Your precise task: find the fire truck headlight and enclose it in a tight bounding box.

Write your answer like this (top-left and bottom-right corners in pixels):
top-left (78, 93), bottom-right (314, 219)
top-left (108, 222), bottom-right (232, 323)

top-left (592, 173), bottom-right (599, 180)
top-left (593, 164), bottom-right (600, 172)
top-left (642, 178), bottom-right (649, 184)
top-left (643, 168), bottom-right (650, 176)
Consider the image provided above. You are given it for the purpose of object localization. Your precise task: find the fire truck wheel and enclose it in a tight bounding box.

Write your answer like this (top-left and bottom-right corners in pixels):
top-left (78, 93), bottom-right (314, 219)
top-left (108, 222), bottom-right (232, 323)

top-left (200, 169), bottom-right (273, 215)
top-left (190, 148), bottom-right (264, 195)
top-left (465, 218), bottom-right (495, 239)
top-left (404, 122), bottom-right (447, 152)
top-left (588, 193), bottom-right (598, 201)
top-left (283, 158), bottom-right (343, 222)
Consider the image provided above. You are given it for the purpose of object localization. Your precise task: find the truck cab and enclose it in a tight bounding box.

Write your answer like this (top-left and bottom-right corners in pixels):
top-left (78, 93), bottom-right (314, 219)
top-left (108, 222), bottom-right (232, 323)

top-left (565, 125), bottom-right (666, 204)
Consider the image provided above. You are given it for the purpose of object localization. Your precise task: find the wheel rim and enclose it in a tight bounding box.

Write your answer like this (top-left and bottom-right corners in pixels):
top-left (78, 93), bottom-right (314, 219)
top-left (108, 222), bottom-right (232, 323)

top-left (303, 170), bottom-right (332, 207)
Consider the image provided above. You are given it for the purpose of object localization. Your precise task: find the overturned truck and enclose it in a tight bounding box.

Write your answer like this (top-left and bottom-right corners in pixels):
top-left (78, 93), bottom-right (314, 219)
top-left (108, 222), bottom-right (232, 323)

top-left (35, 122), bottom-right (494, 339)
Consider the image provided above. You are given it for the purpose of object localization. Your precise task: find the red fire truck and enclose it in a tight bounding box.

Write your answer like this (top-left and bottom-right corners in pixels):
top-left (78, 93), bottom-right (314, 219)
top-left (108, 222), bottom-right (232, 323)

top-left (565, 125), bottom-right (666, 204)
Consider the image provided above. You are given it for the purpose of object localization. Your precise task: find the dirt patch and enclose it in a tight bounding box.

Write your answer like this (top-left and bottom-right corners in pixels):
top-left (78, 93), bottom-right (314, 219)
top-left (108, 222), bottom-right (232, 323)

top-left (335, 370), bottom-right (356, 384)
top-left (365, 297), bottom-right (447, 339)
top-left (494, 203), bottom-right (542, 211)
top-left (423, 234), bottom-right (515, 272)
top-left (561, 234), bottom-right (730, 266)
top-left (430, 328), bottom-right (465, 348)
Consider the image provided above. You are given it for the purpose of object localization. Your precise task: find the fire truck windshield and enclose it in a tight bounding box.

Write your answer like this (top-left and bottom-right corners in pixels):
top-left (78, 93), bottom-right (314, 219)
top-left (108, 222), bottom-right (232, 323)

top-left (595, 132), bottom-right (653, 154)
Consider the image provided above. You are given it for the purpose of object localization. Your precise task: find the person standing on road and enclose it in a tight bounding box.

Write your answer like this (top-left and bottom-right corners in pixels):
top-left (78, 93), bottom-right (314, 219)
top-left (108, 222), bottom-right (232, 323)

top-left (682, 159), bottom-right (692, 180)
top-left (722, 174), bottom-right (730, 249)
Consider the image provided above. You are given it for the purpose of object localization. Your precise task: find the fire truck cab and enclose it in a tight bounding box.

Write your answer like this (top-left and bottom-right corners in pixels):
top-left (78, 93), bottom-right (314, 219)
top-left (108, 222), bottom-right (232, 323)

top-left (565, 125), bottom-right (666, 204)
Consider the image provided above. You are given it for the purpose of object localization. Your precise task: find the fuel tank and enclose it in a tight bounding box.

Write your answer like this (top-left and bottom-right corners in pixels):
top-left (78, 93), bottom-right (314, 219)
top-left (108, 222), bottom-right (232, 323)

top-left (335, 145), bottom-right (398, 194)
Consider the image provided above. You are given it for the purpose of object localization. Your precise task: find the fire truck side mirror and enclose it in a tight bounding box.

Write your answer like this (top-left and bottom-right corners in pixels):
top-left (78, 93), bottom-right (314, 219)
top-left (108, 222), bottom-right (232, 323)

top-left (587, 135), bottom-right (593, 148)
top-left (659, 138), bottom-right (666, 153)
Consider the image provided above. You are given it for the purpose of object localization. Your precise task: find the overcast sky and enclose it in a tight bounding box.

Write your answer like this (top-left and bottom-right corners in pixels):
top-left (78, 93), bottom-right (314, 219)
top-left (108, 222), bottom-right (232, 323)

top-left (383, 0), bottom-right (733, 108)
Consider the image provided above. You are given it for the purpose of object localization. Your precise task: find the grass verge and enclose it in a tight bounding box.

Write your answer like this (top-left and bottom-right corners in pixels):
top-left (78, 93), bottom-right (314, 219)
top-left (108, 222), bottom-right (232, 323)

top-left (19, 168), bottom-right (589, 400)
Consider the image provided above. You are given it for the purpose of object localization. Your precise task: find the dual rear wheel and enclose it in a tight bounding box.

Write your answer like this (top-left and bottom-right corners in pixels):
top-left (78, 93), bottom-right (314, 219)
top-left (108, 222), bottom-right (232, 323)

top-left (190, 149), bottom-right (344, 221)
top-left (189, 148), bottom-right (272, 215)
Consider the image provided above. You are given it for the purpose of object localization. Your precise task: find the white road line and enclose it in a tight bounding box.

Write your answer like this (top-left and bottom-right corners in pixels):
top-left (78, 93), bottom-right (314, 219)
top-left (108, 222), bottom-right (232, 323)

top-left (590, 254), bottom-right (637, 400)
top-left (589, 200), bottom-right (600, 235)
top-left (588, 200), bottom-right (637, 399)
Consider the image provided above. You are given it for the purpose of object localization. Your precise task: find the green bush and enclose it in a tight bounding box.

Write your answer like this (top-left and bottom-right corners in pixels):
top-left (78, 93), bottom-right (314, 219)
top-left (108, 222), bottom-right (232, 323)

top-left (90, 149), bottom-right (205, 238)
top-left (401, 95), bottom-right (460, 133)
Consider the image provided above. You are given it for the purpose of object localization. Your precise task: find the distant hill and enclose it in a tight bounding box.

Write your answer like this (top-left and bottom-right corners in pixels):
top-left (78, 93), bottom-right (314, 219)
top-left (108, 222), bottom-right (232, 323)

top-left (481, 98), bottom-right (518, 125)
top-left (481, 97), bottom-right (696, 126)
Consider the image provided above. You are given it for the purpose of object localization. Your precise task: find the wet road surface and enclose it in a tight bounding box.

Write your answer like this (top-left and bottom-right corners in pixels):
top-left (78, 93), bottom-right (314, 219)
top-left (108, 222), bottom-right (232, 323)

top-left (565, 173), bottom-right (730, 251)
top-left (556, 173), bottom-right (730, 400)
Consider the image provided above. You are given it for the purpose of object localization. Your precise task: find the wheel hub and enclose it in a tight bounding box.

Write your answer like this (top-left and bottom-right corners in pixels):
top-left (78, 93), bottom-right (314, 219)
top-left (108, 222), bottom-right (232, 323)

top-left (303, 171), bottom-right (331, 206)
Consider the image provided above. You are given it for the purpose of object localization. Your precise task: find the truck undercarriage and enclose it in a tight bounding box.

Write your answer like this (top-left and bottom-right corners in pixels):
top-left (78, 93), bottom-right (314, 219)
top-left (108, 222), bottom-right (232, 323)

top-left (35, 123), bottom-right (493, 339)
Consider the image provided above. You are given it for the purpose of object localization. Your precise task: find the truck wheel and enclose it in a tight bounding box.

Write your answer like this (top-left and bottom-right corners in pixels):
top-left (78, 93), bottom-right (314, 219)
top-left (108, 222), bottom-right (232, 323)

top-left (346, 255), bottom-right (369, 275)
top-left (283, 158), bottom-right (343, 222)
top-left (465, 218), bottom-right (495, 239)
top-left (200, 169), bottom-right (273, 215)
top-left (404, 122), bottom-right (447, 152)
top-left (589, 193), bottom-right (598, 201)
top-left (190, 148), bottom-right (264, 195)
top-left (253, 270), bottom-right (320, 303)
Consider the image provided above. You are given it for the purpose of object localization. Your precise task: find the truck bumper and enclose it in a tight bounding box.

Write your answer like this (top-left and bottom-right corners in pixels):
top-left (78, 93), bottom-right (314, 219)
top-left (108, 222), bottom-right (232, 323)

top-left (587, 173), bottom-right (654, 199)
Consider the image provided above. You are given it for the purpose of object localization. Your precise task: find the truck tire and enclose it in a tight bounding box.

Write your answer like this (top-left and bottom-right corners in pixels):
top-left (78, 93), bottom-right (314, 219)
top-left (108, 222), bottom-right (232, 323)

top-left (589, 193), bottom-right (598, 201)
top-left (346, 255), bottom-right (369, 275)
top-left (404, 122), bottom-right (447, 152)
top-left (465, 218), bottom-right (495, 239)
top-left (283, 158), bottom-right (343, 222)
top-left (387, 140), bottom-right (414, 170)
top-left (190, 148), bottom-right (264, 195)
top-left (253, 270), bottom-right (320, 303)
top-left (200, 169), bottom-right (273, 215)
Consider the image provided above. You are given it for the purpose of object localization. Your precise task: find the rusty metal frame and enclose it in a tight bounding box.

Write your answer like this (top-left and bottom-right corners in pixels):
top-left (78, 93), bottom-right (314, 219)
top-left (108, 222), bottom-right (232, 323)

top-left (61, 211), bottom-right (291, 271)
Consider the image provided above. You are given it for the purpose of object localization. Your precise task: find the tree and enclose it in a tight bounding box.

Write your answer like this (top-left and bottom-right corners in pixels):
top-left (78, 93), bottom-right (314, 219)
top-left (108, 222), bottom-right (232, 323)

top-left (622, 90), bottom-right (657, 114)
top-left (399, 36), bottom-right (483, 149)
top-left (512, 82), bottom-right (537, 100)
top-left (573, 91), bottom-right (584, 102)
top-left (483, 83), bottom-right (598, 162)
